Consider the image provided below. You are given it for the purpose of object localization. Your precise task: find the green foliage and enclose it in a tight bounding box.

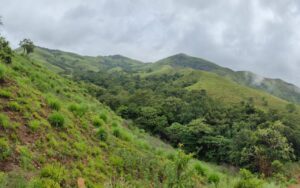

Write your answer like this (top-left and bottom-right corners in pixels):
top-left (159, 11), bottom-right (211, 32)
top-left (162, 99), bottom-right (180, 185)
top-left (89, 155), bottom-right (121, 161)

top-left (18, 145), bottom-right (33, 169)
top-left (0, 113), bottom-right (10, 128)
top-left (0, 37), bottom-right (13, 64)
top-left (208, 173), bottom-right (220, 186)
top-left (0, 63), bottom-right (6, 80)
top-left (92, 116), bottom-right (104, 127)
top-left (40, 164), bottom-right (66, 184)
top-left (28, 178), bottom-right (60, 188)
top-left (0, 89), bottom-right (11, 98)
top-left (28, 120), bottom-right (41, 131)
top-left (97, 128), bottom-right (108, 141)
top-left (68, 103), bottom-right (87, 117)
top-left (99, 112), bottom-right (108, 122)
top-left (8, 101), bottom-right (21, 111)
top-left (19, 38), bottom-right (34, 55)
top-left (0, 138), bottom-right (11, 160)
top-left (271, 160), bottom-right (284, 174)
top-left (48, 112), bottom-right (65, 127)
top-left (194, 163), bottom-right (207, 176)
top-left (112, 128), bottom-right (121, 138)
top-left (286, 103), bottom-right (296, 113)
top-left (234, 169), bottom-right (263, 188)
top-left (47, 98), bottom-right (61, 111)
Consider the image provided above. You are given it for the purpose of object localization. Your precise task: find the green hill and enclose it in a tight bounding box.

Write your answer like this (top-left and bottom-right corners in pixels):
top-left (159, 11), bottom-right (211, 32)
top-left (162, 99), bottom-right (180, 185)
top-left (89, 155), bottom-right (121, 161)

top-left (157, 53), bottom-right (300, 104)
top-left (1, 37), bottom-right (284, 187)
top-left (2, 41), bottom-right (300, 187)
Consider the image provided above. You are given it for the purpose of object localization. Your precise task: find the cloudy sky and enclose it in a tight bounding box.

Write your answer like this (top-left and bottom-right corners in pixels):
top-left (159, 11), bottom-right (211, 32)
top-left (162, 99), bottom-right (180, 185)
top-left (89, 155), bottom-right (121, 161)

top-left (1, 0), bottom-right (300, 86)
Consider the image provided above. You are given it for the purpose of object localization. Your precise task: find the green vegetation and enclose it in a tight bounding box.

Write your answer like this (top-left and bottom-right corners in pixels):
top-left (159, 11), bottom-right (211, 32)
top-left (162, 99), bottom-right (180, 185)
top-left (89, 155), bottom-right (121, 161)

top-left (0, 138), bottom-right (11, 160)
top-left (48, 112), bottom-right (65, 127)
top-left (0, 34), bottom-right (299, 187)
top-left (19, 38), bottom-right (35, 55)
top-left (0, 63), bottom-right (6, 80)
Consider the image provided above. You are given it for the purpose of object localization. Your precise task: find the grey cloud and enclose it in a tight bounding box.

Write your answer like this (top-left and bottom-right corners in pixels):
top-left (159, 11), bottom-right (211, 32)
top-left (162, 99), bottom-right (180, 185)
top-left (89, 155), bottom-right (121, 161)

top-left (1, 0), bottom-right (300, 86)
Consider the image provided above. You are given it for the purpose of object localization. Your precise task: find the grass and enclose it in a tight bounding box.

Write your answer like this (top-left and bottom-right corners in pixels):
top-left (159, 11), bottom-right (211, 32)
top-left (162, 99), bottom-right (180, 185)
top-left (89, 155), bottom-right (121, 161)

top-left (0, 51), bottom-right (291, 187)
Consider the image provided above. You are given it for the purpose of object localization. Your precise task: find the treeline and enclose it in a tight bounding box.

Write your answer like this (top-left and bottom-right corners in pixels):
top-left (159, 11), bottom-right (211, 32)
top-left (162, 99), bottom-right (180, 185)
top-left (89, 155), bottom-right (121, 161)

top-left (74, 69), bottom-right (299, 176)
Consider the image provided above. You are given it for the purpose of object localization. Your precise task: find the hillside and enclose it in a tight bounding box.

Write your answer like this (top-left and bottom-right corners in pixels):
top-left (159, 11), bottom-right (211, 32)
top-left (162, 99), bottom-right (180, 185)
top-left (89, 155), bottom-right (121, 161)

top-left (25, 46), bottom-right (300, 185)
top-left (156, 53), bottom-right (300, 104)
top-left (1, 38), bottom-right (286, 187)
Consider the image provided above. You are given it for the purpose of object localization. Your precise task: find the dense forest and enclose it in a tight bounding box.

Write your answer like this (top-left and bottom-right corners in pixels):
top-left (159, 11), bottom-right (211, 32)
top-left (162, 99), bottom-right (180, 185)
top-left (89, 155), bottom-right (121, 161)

top-left (74, 68), bottom-right (299, 177)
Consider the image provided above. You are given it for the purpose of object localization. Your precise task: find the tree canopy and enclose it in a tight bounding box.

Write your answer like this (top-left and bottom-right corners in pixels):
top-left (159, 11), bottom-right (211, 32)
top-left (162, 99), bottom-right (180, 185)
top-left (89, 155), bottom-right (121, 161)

top-left (19, 38), bottom-right (34, 55)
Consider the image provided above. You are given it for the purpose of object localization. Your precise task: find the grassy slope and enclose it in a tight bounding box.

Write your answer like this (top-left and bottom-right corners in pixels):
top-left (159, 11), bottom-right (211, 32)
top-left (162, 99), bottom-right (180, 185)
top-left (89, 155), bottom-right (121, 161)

top-left (156, 53), bottom-right (300, 104)
top-left (31, 48), bottom-right (299, 113)
top-left (0, 53), bottom-right (282, 187)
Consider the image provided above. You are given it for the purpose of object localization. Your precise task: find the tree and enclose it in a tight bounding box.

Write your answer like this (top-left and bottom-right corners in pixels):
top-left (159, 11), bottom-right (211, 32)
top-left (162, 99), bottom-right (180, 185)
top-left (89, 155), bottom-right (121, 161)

top-left (0, 37), bottom-right (13, 64)
top-left (19, 38), bottom-right (34, 55)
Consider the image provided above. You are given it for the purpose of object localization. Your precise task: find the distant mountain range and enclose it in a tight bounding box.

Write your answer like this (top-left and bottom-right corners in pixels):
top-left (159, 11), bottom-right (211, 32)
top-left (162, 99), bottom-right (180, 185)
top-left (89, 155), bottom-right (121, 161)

top-left (27, 47), bottom-right (300, 104)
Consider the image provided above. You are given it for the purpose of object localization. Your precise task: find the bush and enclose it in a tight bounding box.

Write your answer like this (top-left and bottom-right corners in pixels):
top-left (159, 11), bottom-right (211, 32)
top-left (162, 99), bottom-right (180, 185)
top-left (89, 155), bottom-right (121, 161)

top-left (68, 103), bottom-right (87, 117)
top-left (271, 160), bottom-right (284, 174)
top-left (97, 128), bottom-right (108, 141)
top-left (0, 90), bottom-right (11, 98)
top-left (0, 138), bottom-right (11, 160)
top-left (48, 99), bottom-right (61, 111)
top-left (0, 64), bottom-right (6, 81)
top-left (208, 173), bottom-right (220, 185)
top-left (111, 121), bottom-right (119, 127)
top-left (93, 117), bottom-right (104, 127)
top-left (0, 113), bottom-right (10, 128)
top-left (28, 120), bottom-right (40, 131)
top-left (8, 101), bottom-right (21, 111)
top-left (28, 178), bottom-right (60, 188)
top-left (48, 112), bottom-right (65, 127)
top-left (40, 164), bottom-right (66, 183)
top-left (194, 163), bottom-right (207, 176)
top-left (113, 128), bottom-right (121, 138)
top-left (234, 169), bottom-right (263, 188)
top-left (99, 113), bottom-right (108, 123)
top-left (0, 37), bottom-right (13, 64)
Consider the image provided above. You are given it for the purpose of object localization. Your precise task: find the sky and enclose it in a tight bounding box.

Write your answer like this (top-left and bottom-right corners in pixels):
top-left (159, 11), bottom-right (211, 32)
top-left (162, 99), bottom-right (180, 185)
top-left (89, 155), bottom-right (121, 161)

top-left (1, 0), bottom-right (300, 86)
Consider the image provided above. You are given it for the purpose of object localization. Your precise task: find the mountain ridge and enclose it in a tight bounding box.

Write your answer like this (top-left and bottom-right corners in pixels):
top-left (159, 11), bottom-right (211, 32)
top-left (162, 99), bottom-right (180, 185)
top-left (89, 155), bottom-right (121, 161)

top-left (28, 47), bottom-right (300, 104)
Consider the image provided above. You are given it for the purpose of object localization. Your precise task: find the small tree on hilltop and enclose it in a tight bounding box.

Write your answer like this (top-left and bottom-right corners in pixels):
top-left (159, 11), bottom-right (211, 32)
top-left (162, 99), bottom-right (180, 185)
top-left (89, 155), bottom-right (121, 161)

top-left (19, 38), bottom-right (34, 55)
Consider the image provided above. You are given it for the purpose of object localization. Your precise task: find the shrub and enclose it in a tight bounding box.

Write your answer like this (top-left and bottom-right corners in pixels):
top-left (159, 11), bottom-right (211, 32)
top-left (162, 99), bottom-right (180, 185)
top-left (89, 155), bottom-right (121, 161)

top-left (40, 164), bottom-right (66, 183)
top-left (234, 169), bottom-right (263, 188)
top-left (0, 138), bottom-right (11, 160)
top-left (28, 178), bottom-right (60, 188)
top-left (97, 128), bottom-right (108, 141)
top-left (48, 112), bottom-right (65, 127)
top-left (194, 163), bottom-right (207, 176)
top-left (49, 101), bottom-right (61, 111)
top-left (0, 37), bottom-right (13, 64)
top-left (18, 146), bottom-right (33, 170)
top-left (208, 173), bottom-right (220, 185)
top-left (99, 113), bottom-right (108, 123)
top-left (68, 103), bottom-right (87, 117)
top-left (8, 101), bottom-right (21, 111)
top-left (93, 117), bottom-right (104, 127)
top-left (112, 128), bottom-right (121, 138)
top-left (0, 90), bottom-right (11, 98)
top-left (0, 64), bottom-right (6, 81)
top-left (111, 121), bottom-right (119, 127)
top-left (0, 113), bottom-right (10, 128)
top-left (47, 98), bottom-right (61, 111)
top-left (271, 160), bottom-right (284, 174)
top-left (28, 120), bottom-right (40, 131)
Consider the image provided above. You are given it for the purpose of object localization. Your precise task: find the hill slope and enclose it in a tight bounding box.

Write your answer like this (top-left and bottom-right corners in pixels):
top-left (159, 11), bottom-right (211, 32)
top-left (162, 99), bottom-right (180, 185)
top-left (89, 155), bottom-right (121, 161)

top-left (156, 53), bottom-right (300, 103)
top-left (1, 40), bottom-right (281, 187)
top-left (0, 52), bottom-right (204, 187)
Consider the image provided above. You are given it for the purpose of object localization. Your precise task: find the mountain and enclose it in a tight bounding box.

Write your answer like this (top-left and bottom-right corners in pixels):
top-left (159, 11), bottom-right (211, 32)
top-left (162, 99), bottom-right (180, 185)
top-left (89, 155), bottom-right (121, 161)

top-left (0, 46), bottom-right (242, 187)
top-left (8, 45), bottom-right (300, 187)
top-left (156, 53), bottom-right (300, 103)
